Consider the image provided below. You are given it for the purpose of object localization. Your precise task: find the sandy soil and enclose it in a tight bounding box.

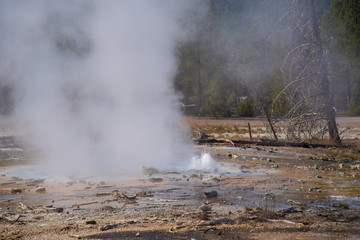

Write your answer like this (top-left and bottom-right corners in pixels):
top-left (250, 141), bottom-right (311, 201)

top-left (0, 117), bottom-right (360, 239)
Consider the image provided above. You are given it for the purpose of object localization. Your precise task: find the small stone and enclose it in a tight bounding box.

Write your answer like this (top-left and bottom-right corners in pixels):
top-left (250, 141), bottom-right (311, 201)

top-left (86, 220), bottom-right (97, 225)
top-left (136, 232), bottom-right (140, 237)
top-left (316, 175), bottom-right (323, 179)
top-left (350, 164), bottom-right (360, 170)
top-left (309, 187), bottom-right (320, 192)
top-left (99, 223), bottom-right (118, 231)
top-left (55, 207), bottom-right (64, 213)
top-left (35, 187), bottom-right (46, 193)
top-left (200, 205), bottom-right (212, 212)
top-left (112, 190), bottom-right (120, 198)
top-left (10, 188), bottom-right (23, 194)
top-left (204, 191), bottom-right (218, 198)
top-left (149, 178), bottom-right (163, 183)
top-left (284, 206), bottom-right (300, 213)
top-left (332, 202), bottom-right (349, 209)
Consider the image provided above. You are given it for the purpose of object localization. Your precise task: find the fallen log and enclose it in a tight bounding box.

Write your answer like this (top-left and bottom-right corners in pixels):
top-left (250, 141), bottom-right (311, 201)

top-left (194, 138), bottom-right (337, 148)
top-left (195, 138), bottom-right (253, 145)
top-left (256, 139), bottom-right (336, 148)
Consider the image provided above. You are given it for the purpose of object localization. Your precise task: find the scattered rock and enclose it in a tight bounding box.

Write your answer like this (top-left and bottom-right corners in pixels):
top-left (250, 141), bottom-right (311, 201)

top-left (55, 207), bottom-right (64, 213)
top-left (122, 192), bottom-right (137, 200)
top-left (350, 164), bottom-right (360, 170)
top-left (135, 232), bottom-right (140, 237)
top-left (309, 187), bottom-right (320, 192)
top-left (204, 191), bottom-right (218, 198)
top-left (126, 219), bottom-right (138, 224)
top-left (287, 199), bottom-right (305, 207)
top-left (100, 206), bottom-right (116, 212)
top-left (137, 191), bottom-right (153, 197)
top-left (86, 220), bottom-right (97, 225)
top-left (284, 207), bottom-right (301, 213)
top-left (10, 188), bottom-right (23, 194)
top-left (112, 190), bottom-right (120, 198)
top-left (99, 223), bottom-right (118, 231)
top-left (332, 202), bottom-right (350, 209)
top-left (200, 204), bottom-right (212, 212)
top-left (227, 153), bottom-right (238, 159)
top-left (35, 187), bottom-right (46, 193)
top-left (149, 177), bottom-right (163, 183)
top-left (316, 175), bottom-right (323, 179)
top-left (17, 202), bottom-right (28, 212)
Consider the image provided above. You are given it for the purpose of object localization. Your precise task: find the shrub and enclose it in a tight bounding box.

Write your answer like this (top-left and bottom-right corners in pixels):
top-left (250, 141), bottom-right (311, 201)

top-left (236, 96), bottom-right (254, 117)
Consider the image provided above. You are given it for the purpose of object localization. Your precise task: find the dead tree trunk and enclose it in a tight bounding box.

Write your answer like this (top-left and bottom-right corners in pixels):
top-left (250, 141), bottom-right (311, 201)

top-left (196, 38), bottom-right (202, 116)
top-left (309, 0), bottom-right (341, 144)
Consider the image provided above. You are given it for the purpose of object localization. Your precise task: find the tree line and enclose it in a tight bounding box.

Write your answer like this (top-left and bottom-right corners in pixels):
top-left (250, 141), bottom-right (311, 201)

top-left (174, 0), bottom-right (360, 119)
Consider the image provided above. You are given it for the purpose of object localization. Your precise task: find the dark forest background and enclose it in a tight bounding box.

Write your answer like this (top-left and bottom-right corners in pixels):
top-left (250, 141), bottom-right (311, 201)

top-left (173, 0), bottom-right (360, 117)
top-left (0, 0), bottom-right (359, 119)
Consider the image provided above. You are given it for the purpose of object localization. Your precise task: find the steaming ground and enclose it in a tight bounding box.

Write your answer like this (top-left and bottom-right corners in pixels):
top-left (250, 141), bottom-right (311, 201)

top-left (0, 0), bottom-right (201, 176)
top-left (3, 152), bottom-right (222, 182)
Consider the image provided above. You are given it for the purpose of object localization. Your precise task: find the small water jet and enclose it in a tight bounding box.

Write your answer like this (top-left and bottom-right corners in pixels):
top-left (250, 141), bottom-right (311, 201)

top-left (188, 153), bottom-right (218, 172)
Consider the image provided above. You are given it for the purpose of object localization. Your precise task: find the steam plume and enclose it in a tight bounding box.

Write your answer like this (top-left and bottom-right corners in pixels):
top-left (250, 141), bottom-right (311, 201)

top-left (0, 0), bottom-right (193, 175)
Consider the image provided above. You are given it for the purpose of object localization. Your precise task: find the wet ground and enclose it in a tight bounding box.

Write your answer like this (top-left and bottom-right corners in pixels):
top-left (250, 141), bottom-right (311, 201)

top-left (1, 142), bottom-right (360, 239)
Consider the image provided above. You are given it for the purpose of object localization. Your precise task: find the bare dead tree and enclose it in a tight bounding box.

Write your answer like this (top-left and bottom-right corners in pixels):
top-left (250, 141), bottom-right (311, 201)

top-left (272, 0), bottom-right (341, 144)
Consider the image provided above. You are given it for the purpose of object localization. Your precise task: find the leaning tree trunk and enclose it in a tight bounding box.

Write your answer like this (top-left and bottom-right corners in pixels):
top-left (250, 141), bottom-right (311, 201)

top-left (196, 38), bottom-right (202, 116)
top-left (309, 0), bottom-right (341, 144)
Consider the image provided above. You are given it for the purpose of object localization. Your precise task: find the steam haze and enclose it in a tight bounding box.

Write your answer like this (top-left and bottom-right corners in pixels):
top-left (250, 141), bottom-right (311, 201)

top-left (0, 0), bottom-right (193, 175)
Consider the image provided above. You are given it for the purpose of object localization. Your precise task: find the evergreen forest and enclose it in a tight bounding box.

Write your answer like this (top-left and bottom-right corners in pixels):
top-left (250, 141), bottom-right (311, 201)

top-left (174, 0), bottom-right (360, 118)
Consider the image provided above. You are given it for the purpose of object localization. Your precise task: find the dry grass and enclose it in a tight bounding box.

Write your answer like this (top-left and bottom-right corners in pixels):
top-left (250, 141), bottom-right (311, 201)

top-left (184, 116), bottom-right (269, 138)
top-left (184, 116), bottom-right (266, 128)
top-left (183, 116), bottom-right (360, 146)
top-left (327, 150), bottom-right (360, 160)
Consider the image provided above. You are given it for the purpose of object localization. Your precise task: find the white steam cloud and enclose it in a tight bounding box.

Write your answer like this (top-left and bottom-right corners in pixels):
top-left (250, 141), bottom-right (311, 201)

top-left (0, 0), bottom-right (194, 175)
